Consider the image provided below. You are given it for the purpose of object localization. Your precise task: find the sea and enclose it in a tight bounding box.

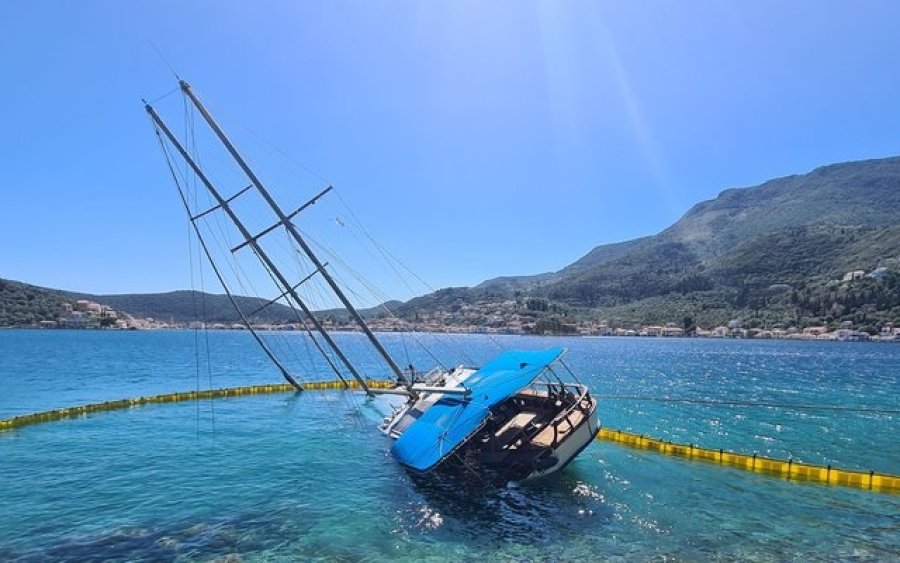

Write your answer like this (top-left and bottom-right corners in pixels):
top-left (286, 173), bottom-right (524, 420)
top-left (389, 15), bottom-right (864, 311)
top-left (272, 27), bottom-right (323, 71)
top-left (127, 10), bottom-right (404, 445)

top-left (1, 329), bottom-right (898, 561)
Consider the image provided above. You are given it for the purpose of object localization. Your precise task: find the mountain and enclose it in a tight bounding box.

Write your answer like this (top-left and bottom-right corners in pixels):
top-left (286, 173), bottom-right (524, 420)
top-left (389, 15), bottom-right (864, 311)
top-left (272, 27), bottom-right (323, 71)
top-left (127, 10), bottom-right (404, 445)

top-left (535, 157), bottom-right (900, 304)
top-left (397, 156), bottom-right (900, 328)
top-left (4, 155), bottom-right (900, 330)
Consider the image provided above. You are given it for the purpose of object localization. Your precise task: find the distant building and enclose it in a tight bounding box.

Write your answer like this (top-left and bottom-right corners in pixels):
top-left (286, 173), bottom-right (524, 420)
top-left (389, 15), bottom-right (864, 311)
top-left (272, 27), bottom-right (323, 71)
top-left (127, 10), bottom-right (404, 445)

top-left (67, 312), bottom-right (95, 328)
top-left (661, 326), bottom-right (684, 337)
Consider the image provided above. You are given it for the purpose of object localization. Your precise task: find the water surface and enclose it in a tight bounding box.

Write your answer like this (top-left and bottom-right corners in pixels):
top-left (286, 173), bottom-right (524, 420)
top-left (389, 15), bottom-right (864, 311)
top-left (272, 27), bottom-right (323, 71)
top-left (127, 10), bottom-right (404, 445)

top-left (1, 330), bottom-right (898, 560)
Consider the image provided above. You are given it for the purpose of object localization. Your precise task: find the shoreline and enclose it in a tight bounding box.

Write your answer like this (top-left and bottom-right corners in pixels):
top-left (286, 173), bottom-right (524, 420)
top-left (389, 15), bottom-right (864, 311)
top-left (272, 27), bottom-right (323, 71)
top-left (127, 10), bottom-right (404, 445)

top-left (2, 325), bottom-right (898, 343)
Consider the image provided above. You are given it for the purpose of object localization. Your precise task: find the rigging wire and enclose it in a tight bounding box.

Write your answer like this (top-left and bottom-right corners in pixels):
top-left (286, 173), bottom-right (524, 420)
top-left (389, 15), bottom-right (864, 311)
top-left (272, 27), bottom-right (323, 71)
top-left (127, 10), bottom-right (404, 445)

top-left (153, 114), bottom-right (219, 433)
top-left (595, 395), bottom-right (900, 415)
top-left (189, 103), bottom-right (218, 436)
top-left (182, 106), bottom-right (494, 371)
top-left (183, 95), bottom-right (202, 435)
top-left (300, 231), bottom-right (454, 370)
top-left (332, 188), bottom-right (437, 294)
top-left (145, 86), bottom-right (179, 106)
top-left (176, 100), bottom-right (337, 386)
top-left (184, 100), bottom-right (218, 435)
top-left (278, 232), bottom-right (365, 416)
top-left (206, 111), bottom-right (452, 309)
top-left (326, 216), bottom-right (427, 372)
top-left (149, 39), bottom-right (180, 81)
top-left (153, 95), bottom-right (377, 437)
top-left (176, 91), bottom-right (371, 404)
top-left (188, 196), bottom-right (201, 437)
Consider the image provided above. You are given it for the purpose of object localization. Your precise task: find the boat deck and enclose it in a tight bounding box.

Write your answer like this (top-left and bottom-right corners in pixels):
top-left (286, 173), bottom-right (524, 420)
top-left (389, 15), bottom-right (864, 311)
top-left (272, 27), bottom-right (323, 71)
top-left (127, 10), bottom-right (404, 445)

top-left (531, 408), bottom-right (587, 447)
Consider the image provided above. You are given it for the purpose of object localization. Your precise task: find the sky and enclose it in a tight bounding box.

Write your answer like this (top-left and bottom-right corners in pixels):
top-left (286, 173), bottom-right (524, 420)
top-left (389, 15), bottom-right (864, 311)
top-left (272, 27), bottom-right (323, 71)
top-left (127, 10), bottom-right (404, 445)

top-left (2, 1), bottom-right (900, 302)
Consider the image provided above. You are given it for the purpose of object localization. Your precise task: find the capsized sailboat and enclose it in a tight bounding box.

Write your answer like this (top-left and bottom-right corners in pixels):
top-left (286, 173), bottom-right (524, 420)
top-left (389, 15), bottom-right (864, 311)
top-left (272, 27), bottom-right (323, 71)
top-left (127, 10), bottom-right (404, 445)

top-left (385, 348), bottom-right (599, 481)
top-left (145, 80), bottom-right (599, 483)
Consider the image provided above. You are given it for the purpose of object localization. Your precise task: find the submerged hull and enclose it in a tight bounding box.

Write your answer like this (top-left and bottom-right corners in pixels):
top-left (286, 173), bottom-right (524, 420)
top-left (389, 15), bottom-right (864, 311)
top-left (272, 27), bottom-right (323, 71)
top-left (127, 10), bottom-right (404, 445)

top-left (149, 83), bottom-right (595, 487)
top-left (383, 352), bottom-right (600, 483)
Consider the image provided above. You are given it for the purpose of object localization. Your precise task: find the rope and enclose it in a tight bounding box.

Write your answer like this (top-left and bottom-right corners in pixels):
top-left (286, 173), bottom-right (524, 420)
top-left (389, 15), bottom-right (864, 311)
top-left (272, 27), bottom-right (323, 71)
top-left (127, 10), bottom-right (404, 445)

top-left (595, 395), bottom-right (900, 415)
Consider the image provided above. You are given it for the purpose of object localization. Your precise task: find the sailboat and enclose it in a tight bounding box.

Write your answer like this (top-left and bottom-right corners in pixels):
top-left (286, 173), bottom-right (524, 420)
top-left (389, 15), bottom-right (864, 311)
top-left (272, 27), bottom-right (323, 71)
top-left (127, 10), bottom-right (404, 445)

top-left (145, 80), bottom-right (600, 483)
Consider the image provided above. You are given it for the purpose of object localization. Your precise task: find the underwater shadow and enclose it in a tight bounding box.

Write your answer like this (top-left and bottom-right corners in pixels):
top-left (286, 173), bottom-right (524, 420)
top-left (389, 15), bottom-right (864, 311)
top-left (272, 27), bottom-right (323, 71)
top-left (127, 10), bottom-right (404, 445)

top-left (395, 464), bottom-right (613, 547)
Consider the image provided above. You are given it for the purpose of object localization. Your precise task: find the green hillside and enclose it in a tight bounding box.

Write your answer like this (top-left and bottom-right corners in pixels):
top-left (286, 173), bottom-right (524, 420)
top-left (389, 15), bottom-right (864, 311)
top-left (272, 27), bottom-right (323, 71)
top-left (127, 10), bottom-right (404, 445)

top-left (0, 281), bottom-right (390, 327)
top-left (398, 156), bottom-right (900, 330)
top-left (0, 279), bottom-right (71, 326)
top-left (66, 290), bottom-right (299, 324)
top-left (0, 283), bottom-right (302, 326)
top-left (5, 155), bottom-right (900, 331)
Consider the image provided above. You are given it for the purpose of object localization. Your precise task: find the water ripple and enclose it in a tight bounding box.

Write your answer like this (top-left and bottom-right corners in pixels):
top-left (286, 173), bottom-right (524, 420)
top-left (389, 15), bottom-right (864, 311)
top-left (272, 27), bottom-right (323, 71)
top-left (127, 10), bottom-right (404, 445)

top-left (1, 331), bottom-right (898, 560)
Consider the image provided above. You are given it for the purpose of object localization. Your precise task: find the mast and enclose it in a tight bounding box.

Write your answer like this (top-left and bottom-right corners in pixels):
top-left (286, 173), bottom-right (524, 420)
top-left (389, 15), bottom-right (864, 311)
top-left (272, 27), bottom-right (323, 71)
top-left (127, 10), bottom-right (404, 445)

top-left (164, 135), bottom-right (305, 391)
top-left (146, 103), bottom-right (374, 396)
top-left (179, 80), bottom-right (412, 388)
top-left (148, 113), bottom-right (311, 390)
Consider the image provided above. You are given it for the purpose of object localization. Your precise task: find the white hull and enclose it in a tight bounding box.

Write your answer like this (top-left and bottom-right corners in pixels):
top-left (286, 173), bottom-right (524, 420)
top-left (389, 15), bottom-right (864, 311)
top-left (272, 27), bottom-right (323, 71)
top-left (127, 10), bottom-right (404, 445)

top-left (523, 403), bottom-right (599, 481)
top-left (380, 367), bottom-right (477, 438)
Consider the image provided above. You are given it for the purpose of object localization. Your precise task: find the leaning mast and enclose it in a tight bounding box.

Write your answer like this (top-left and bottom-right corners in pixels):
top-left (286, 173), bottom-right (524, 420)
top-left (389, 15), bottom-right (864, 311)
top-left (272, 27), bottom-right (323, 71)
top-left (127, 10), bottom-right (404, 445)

top-left (179, 80), bottom-right (412, 390)
top-left (146, 101), bottom-right (374, 396)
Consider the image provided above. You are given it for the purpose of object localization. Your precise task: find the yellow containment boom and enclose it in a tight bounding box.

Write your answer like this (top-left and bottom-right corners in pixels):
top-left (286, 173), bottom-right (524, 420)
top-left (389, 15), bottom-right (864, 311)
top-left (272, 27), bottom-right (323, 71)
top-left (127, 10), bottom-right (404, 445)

top-left (1, 381), bottom-right (897, 494)
top-left (0, 380), bottom-right (393, 431)
top-left (597, 427), bottom-right (900, 494)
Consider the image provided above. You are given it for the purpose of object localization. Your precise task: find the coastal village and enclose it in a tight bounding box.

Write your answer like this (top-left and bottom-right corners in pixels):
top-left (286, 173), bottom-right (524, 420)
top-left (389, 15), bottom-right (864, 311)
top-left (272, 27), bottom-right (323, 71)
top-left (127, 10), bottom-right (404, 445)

top-left (37, 300), bottom-right (158, 331)
top-left (34, 288), bottom-right (900, 342)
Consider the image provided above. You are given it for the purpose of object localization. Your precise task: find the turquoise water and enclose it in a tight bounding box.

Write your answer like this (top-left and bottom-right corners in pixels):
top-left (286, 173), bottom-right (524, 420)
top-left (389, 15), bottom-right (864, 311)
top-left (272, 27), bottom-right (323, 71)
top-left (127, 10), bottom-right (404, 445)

top-left (1, 330), bottom-right (898, 560)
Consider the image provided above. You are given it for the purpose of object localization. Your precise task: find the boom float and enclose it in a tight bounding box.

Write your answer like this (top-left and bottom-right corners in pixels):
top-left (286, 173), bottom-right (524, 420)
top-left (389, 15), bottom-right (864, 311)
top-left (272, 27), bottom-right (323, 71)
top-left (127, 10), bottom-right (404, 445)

top-left (597, 428), bottom-right (900, 493)
top-left (1, 381), bottom-right (897, 493)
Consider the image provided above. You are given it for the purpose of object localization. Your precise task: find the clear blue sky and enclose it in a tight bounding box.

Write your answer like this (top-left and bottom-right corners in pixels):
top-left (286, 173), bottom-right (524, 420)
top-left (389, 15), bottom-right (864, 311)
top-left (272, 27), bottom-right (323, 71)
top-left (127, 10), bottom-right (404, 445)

top-left (2, 1), bottom-right (900, 300)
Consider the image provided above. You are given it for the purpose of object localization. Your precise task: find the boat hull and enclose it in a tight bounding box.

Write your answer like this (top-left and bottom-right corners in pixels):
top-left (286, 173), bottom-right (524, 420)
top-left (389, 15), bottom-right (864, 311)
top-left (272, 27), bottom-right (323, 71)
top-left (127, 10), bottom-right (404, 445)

top-left (522, 399), bottom-right (599, 481)
top-left (382, 351), bottom-right (600, 484)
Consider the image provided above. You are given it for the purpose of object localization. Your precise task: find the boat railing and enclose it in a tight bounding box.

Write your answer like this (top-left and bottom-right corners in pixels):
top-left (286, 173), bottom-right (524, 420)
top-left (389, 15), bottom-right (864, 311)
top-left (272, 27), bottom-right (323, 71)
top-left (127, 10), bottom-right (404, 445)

top-left (421, 367), bottom-right (445, 386)
top-left (525, 382), bottom-right (593, 449)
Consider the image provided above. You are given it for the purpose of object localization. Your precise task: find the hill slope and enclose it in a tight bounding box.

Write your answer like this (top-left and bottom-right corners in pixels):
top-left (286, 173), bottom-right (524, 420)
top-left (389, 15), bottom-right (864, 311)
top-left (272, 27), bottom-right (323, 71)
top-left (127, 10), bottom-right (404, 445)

top-left (398, 156), bottom-right (900, 328)
top-left (67, 290), bottom-right (300, 324)
top-left (4, 155), bottom-right (900, 330)
top-left (536, 157), bottom-right (900, 307)
top-left (0, 279), bottom-right (72, 326)
top-left (0, 280), bottom-right (391, 326)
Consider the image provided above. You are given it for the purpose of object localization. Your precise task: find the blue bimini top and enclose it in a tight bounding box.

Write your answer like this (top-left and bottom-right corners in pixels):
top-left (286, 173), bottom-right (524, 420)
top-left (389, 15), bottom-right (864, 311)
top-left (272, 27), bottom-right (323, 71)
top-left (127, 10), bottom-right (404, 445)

top-left (390, 347), bottom-right (565, 472)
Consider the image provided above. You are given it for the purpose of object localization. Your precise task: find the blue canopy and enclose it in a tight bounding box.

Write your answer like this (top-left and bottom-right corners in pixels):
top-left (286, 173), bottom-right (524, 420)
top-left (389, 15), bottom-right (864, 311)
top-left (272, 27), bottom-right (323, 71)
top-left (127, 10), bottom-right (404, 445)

top-left (390, 348), bottom-right (564, 472)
